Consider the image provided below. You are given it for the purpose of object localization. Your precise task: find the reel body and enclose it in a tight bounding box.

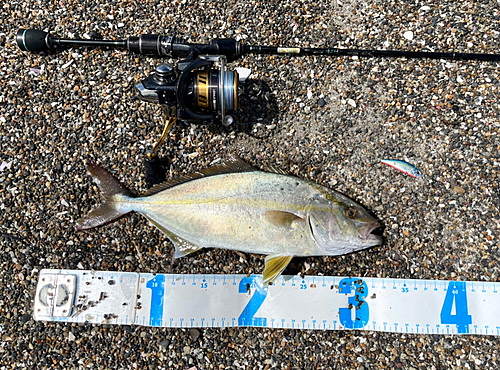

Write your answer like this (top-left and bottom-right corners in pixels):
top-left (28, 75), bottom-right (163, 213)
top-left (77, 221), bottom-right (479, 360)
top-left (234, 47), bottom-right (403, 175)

top-left (135, 55), bottom-right (238, 126)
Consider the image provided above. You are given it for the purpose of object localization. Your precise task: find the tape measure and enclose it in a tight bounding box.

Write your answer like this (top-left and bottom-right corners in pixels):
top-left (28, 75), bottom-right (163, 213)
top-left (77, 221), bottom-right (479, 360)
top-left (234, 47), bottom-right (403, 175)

top-left (34, 269), bottom-right (500, 335)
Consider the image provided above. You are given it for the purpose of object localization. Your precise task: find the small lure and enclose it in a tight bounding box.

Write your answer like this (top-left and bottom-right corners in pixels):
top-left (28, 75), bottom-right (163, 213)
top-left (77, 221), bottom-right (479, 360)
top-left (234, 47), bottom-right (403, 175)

top-left (380, 159), bottom-right (423, 178)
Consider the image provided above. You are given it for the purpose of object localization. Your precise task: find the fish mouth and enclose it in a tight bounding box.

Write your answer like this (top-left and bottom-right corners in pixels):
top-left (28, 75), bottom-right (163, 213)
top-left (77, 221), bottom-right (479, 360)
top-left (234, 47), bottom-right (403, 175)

top-left (357, 222), bottom-right (382, 241)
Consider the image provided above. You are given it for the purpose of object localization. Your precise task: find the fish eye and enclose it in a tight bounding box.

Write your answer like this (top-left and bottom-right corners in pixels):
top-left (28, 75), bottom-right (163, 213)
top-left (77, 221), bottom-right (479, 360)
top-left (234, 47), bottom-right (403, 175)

top-left (345, 209), bottom-right (357, 219)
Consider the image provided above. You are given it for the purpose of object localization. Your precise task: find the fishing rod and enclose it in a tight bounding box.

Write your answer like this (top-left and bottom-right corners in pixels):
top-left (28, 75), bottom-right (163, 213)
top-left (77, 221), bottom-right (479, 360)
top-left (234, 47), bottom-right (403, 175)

top-left (18, 28), bottom-right (500, 61)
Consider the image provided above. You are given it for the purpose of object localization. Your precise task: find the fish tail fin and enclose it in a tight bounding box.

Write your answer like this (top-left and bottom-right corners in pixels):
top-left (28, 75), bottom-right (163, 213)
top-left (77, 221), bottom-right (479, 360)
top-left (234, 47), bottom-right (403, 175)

top-left (76, 163), bottom-right (134, 230)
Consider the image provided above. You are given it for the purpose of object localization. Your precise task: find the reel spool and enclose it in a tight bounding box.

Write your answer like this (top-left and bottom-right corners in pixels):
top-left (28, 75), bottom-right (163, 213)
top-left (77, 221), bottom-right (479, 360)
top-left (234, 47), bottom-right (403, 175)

top-left (192, 69), bottom-right (238, 116)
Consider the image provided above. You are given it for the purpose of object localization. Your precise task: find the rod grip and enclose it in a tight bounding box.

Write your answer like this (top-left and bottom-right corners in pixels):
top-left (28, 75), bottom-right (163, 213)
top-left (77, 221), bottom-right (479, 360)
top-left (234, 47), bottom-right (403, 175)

top-left (17, 29), bottom-right (52, 52)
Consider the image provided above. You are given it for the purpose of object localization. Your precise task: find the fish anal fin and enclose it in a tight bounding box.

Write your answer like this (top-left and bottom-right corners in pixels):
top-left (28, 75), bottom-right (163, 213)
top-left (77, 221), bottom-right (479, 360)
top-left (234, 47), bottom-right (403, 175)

top-left (265, 211), bottom-right (304, 229)
top-left (263, 255), bottom-right (293, 285)
top-left (172, 239), bottom-right (202, 259)
top-left (142, 157), bottom-right (256, 197)
top-left (143, 215), bottom-right (201, 258)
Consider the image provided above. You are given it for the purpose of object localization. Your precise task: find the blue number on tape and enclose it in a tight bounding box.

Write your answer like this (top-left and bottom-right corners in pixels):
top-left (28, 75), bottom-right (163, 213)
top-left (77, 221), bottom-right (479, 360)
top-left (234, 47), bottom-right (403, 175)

top-left (238, 276), bottom-right (268, 327)
top-left (440, 281), bottom-right (472, 333)
top-left (146, 275), bottom-right (165, 326)
top-left (338, 278), bottom-right (369, 329)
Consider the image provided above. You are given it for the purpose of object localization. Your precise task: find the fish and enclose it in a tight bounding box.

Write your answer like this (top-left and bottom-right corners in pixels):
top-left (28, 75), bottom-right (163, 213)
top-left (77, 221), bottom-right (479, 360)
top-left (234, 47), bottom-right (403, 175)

top-left (77, 158), bottom-right (382, 284)
top-left (380, 159), bottom-right (423, 178)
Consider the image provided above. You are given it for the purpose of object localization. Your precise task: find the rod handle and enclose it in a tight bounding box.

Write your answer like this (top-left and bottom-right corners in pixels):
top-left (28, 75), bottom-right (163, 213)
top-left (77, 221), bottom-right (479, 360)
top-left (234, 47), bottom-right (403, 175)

top-left (17, 29), bottom-right (53, 52)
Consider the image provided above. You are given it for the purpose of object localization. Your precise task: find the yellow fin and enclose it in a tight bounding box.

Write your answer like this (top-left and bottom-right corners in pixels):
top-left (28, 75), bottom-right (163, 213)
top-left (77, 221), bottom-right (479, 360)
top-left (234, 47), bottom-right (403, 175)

top-left (265, 211), bottom-right (304, 229)
top-left (263, 255), bottom-right (293, 284)
top-left (143, 215), bottom-right (201, 258)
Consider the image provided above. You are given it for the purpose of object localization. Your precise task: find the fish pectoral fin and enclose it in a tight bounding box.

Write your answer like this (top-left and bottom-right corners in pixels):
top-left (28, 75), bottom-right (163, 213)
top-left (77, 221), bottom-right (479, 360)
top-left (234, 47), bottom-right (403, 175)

top-left (263, 255), bottom-right (293, 285)
top-left (265, 211), bottom-right (304, 229)
top-left (143, 215), bottom-right (202, 258)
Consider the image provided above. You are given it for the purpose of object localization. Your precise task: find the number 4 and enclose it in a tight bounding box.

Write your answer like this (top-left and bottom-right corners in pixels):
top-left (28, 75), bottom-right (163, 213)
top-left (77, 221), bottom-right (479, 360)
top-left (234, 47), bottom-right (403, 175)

top-left (440, 281), bottom-right (472, 334)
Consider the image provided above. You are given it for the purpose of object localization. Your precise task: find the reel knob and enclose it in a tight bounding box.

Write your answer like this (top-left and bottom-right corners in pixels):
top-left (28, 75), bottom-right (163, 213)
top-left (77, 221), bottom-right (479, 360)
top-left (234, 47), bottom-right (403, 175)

top-left (154, 64), bottom-right (175, 83)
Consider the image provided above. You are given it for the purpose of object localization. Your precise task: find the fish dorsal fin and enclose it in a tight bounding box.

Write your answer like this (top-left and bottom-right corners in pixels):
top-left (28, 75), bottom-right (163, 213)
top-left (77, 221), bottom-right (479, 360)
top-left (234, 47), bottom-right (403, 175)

top-left (143, 215), bottom-right (202, 258)
top-left (263, 255), bottom-right (293, 284)
top-left (263, 163), bottom-right (289, 175)
top-left (201, 157), bottom-right (257, 175)
top-left (142, 157), bottom-right (257, 196)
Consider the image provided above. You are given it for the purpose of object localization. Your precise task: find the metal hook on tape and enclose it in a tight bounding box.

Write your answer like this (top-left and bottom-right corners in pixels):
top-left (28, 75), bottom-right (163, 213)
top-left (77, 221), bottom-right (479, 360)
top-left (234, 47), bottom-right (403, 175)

top-left (34, 273), bottom-right (76, 318)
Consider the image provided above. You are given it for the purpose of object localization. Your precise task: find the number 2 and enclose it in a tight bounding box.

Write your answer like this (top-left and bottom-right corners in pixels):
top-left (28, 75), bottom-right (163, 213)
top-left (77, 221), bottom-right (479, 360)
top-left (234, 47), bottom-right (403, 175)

top-left (238, 276), bottom-right (268, 327)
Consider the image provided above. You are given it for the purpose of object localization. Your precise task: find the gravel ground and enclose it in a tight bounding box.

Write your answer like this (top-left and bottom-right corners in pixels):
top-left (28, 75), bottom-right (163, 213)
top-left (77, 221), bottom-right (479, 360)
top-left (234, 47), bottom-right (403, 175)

top-left (1, 0), bottom-right (500, 369)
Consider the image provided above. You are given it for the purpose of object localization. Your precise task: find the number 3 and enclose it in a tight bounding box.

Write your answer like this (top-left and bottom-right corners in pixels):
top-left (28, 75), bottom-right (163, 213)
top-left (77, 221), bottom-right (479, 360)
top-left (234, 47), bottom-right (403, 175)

top-left (338, 278), bottom-right (369, 329)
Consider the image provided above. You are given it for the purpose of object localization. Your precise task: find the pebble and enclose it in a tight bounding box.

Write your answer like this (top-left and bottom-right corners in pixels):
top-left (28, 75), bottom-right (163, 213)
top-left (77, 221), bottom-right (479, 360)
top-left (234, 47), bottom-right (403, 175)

top-left (403, 31), bottom-right (414, 41)
top-left (189, 328), bottom-right (200, 341)
top-left (1, 0), bottom-right (499, 369)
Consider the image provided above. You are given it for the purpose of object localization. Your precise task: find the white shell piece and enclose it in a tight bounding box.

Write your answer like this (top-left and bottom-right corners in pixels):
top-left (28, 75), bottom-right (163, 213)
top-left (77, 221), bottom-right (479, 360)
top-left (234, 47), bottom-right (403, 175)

top-left (235, 67), bottom-right (252, 82)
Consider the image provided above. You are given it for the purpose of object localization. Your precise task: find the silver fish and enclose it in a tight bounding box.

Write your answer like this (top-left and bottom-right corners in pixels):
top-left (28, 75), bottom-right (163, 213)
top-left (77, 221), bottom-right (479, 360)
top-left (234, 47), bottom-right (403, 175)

top-left (77, 158), bottom-right (382, 284)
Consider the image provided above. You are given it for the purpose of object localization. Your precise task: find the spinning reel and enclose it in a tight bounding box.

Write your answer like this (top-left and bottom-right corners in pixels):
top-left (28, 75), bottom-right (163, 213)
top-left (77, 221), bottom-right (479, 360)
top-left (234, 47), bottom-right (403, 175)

top-left (17, 28), bottom-right (245, 180)
top-left (136, 55), bottom-right (238, 126)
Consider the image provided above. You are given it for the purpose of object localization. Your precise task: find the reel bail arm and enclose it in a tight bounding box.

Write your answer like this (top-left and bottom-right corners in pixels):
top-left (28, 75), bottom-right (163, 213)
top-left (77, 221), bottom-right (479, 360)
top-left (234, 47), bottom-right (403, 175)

top-left (146, 106), bottom-right (177, 161)
top-left (143, 106), bottom-right (177, 187)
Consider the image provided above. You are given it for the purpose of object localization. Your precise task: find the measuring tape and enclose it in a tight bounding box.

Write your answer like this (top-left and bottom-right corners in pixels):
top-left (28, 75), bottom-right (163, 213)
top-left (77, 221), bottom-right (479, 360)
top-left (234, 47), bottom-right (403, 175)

top-left (34, 269), bottom-right (500, 335)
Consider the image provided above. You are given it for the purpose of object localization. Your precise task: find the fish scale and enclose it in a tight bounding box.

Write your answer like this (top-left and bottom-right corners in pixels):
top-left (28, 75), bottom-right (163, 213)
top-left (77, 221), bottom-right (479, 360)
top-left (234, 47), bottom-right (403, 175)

top-left (35, 269), bottom-right (500, 336)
